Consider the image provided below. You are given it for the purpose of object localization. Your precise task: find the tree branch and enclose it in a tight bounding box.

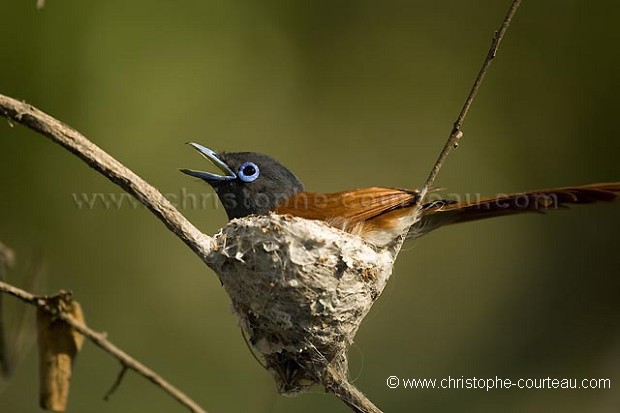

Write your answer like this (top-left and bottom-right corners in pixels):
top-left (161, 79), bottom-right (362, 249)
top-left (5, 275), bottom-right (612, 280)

top-left (0, 94), bottom-right (213, 262)
top-left (0, 280), bottom-right (208, 413)
top-left (417, 0), bottom-right (523, 203)
top-left (0, 2), bottom-right (524, 412)
top-left (323, 366), bottom-right (381, 413)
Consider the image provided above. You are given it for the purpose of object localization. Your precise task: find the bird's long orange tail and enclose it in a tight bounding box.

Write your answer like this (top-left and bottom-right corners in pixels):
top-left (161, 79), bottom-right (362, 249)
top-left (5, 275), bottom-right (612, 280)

top-left (411, 182), bottom-right (620, 238)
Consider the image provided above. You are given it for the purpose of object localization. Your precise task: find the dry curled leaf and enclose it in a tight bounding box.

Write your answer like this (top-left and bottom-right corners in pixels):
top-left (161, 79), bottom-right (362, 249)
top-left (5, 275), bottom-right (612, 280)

top-left (37, 295), bottom-right (84, 411)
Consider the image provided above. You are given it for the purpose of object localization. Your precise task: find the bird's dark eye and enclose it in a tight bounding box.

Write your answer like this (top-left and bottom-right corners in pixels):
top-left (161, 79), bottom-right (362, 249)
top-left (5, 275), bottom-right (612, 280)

top-left (238, 161), bottom-right (260, 183)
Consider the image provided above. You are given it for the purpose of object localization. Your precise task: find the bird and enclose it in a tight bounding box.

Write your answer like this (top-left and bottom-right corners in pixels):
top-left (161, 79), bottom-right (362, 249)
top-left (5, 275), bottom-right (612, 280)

top-left (180, 142), bottom-right (620, 247)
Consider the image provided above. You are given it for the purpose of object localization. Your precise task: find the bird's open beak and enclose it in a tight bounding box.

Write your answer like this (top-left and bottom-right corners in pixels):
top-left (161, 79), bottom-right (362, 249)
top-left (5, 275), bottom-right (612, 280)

top-left (180, 142), bottom-right (236, 182)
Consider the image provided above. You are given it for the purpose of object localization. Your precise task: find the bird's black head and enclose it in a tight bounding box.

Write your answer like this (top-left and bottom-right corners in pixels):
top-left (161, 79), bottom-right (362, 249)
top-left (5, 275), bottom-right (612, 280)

top-left (181, 143), bottom-right (304, 219)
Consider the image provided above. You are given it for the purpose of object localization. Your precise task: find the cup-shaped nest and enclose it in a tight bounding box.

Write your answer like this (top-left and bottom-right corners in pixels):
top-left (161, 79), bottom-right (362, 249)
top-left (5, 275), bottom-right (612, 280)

top-left (206, 214), bottom-right (403, 394)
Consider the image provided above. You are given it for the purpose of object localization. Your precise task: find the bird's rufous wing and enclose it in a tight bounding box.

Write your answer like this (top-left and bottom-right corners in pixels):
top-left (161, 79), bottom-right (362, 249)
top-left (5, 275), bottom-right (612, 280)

top-left (274, 187), bottom-right (418, 232)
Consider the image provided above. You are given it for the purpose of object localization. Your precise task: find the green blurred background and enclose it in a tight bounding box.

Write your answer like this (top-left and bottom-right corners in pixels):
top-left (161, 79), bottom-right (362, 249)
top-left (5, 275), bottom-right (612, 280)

top-left (1, 0), bottom-right (619, 412)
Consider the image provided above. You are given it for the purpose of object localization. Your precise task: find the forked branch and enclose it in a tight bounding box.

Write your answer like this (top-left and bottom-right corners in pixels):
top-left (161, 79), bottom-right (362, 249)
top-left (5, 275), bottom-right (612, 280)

top-left (0, 1), bottom-right (524, 412)
top-left (0, 280), bottom-right (207, 413)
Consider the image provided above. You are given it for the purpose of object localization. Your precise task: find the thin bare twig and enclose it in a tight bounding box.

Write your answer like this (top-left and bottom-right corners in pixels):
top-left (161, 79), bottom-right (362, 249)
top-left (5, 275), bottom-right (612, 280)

top-left (104, 364), bottom-right (129, 401)
top-left (0, 280), bottom-right (208, 413)
top-left (0, 94), bottom-right (213, 262)
top-left (417, 0), bottom-right (523, 203)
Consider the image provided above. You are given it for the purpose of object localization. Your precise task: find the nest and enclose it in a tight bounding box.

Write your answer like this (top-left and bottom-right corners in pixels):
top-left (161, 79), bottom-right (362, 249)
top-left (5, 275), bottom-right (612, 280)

top-left (206, 214), bottom-right (404, 394)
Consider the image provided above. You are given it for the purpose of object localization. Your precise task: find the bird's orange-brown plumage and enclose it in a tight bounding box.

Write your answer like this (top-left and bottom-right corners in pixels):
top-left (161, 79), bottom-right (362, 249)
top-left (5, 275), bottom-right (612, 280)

top-left (275, 187), bottom-right (418, 226)
top-left (275, 183), bottom-right (620, 245)
top-left (274, 187), bottom-right (421, 244)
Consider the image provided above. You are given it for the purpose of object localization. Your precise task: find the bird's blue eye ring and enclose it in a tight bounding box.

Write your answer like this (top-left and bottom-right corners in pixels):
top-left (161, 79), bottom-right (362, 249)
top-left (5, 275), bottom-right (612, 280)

top-left (238, 161), bottom-right (260, 183)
